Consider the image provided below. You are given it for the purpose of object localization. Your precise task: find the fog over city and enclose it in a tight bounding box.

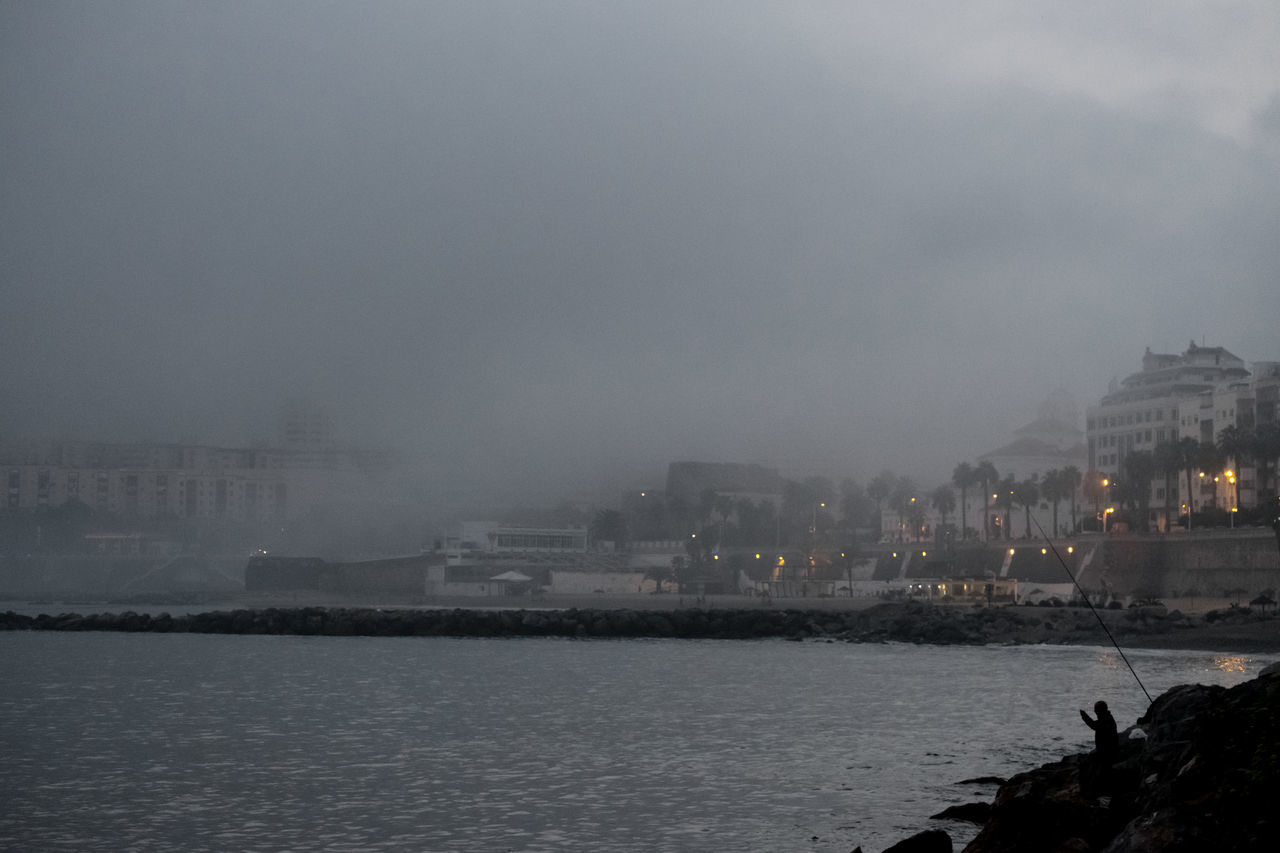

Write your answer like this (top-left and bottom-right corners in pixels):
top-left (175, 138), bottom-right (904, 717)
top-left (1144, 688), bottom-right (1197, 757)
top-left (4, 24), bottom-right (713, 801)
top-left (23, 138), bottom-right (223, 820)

top-left (4, 1), bottom-right (1279, 515)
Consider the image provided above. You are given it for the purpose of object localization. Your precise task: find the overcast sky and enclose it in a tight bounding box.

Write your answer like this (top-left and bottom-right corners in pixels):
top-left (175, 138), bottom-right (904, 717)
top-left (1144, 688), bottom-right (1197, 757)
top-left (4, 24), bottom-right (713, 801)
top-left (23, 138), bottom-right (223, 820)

top-left (4, 1), bottom-right (1279, 511)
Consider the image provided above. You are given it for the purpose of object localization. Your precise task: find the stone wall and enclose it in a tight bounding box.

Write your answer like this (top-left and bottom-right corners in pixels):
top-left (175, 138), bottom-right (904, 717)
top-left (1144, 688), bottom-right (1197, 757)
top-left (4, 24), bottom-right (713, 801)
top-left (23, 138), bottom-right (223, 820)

top-left (1096, 532), bottom-right (1279, 597)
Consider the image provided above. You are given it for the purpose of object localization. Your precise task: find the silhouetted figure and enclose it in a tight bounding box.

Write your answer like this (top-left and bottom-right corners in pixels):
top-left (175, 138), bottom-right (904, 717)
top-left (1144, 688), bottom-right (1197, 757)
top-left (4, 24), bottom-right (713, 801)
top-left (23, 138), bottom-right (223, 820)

top-left (1079, 700), bottom-right (1119, 799)
top-left (1080, 700), bottom-right (1119, 763)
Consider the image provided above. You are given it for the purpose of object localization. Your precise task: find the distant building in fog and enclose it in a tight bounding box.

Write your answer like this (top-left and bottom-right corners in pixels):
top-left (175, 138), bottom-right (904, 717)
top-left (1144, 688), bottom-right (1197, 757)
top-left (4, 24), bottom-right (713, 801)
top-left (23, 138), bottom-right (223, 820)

top-left (1086, 342), bottom-right (1249, 476)
top-left (664, 461), bottom-right (784, 509)
top-left (1085, 343), bottom-right (1280, 528)
top-left (0, 400), bottom-right (397, 528)
top-left (980, 388), bottom-right (1086, 485)
top-left (883, 391), bottom-right (1087, 541)
top-left (0, 437), bottom-right (394, 524)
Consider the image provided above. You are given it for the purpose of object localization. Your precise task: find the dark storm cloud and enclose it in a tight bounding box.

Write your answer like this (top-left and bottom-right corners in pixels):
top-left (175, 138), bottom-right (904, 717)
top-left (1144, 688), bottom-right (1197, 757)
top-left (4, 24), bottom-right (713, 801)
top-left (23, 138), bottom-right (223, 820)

top-left (3, 1), bottom-right (1278, 510)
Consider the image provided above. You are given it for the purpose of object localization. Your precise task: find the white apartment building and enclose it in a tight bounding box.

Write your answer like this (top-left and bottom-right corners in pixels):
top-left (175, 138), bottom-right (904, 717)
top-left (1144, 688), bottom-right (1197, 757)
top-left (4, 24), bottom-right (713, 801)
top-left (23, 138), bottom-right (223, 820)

top-left (1086, 343), bottom-right (1249, 476)
top-left (1086, 344), bottom-right (1279, 526)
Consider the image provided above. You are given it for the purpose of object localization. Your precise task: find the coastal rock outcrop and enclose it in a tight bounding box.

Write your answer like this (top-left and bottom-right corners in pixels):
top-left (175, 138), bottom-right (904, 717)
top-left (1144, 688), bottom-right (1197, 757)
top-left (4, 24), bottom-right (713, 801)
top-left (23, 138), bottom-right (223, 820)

top-left (959, 667), bottom-right (1280, 852)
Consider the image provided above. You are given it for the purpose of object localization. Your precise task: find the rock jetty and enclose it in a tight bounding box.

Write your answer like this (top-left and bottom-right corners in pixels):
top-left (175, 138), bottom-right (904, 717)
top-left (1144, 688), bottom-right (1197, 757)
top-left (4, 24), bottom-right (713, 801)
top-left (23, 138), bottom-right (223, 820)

top-left (3, 600), bottom-right (1278, 651)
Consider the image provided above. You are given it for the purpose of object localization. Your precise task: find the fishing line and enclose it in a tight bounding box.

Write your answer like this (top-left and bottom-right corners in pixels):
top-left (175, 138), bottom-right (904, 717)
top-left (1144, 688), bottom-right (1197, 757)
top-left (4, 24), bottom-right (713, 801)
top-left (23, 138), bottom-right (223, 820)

top-left (1025, 510), bottom-right (1154, 705)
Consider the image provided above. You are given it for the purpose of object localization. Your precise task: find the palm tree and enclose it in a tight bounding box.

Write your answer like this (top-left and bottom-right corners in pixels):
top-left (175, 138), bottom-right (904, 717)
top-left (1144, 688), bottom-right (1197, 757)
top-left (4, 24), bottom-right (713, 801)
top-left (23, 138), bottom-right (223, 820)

top-left (931, 484), bottom-right (956, 535)
top-left (1121, 450), bottom-right (1156, 531)
top-left (952, 462), bottom-right (975, 540)
top-left (590, 509), bottom-right (628, 550)
top-left (1040, 468), bottom-right (1064, 537)
top-left (1196, 441), bottom-right (1226, 511)
top-left (1083, 469), bottom-right (1107, 531)
top-left (1062, 465), bottom-right (1082, 532)
top-left (839, 477), bottom-right (871, 531)
top-left (890, 476), bottom-right (919, 542)
top-left (1177, 437), bottom-right (1201, 527)
top-left (1153, 440), bottom-right (1183, 531)
top-left (906, 499), bottom-right (928, 542)
top-left (996, 474), bottom-right (1017, 540)
top-left (865, 468), bottom-right (896, 514)
top-left (1013, 477), bottom-right (1040, 539)
top-left (1217, 425), bottom-right (1252, 512)
top-left (974, 460), bottom-right (999, 541)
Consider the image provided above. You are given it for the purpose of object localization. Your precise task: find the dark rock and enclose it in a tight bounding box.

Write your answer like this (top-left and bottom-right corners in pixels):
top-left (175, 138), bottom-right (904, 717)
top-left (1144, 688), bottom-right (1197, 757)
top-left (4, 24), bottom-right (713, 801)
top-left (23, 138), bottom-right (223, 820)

top-left (883, 828), bottom-right (952, 852)
top-left (931, 802), bottom-right (991, 824)
top-left (964, 670), bottom-right (1280, 852)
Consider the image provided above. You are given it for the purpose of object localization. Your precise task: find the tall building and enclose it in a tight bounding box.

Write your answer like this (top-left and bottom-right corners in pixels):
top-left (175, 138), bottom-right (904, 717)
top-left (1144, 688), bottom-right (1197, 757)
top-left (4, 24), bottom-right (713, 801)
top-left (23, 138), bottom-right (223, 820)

top-left (1085, 343), bottom-right (1279, 528)
top-left (1, 403), bottom-right (396, 529)
top-left (1086, 342), bottom-right (1248, 476)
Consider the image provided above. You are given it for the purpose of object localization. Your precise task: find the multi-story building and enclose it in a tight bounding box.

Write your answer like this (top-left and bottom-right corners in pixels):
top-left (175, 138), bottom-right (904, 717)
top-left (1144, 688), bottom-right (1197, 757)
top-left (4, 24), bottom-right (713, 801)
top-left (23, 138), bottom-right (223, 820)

top-left (0, 438), bottom-right (394, 525)
top-left (1086, 342), bottom-right (1249, 476)
top-left (1086, 343), bottom-right (1278, 528)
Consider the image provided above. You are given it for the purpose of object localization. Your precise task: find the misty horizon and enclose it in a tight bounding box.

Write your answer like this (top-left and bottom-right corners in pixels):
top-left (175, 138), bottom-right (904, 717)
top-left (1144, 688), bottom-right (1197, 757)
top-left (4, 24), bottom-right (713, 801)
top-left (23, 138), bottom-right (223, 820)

top-left (5, 2), bottom-right (1279, 512)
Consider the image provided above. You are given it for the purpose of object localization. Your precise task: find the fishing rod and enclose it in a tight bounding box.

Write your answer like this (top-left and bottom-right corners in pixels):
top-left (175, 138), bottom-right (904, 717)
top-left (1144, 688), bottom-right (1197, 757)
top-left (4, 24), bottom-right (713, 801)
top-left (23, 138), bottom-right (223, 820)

top-left (1025, 510), bottom-right (1154, 705)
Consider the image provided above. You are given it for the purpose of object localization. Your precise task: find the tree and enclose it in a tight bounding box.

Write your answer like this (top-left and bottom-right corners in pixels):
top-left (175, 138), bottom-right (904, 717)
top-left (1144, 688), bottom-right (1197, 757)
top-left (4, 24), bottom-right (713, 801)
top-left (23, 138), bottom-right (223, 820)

top-left (906, 499), bottom-right (928, 542)
top-left (952, 462), bottom-right (975, 540)
top-left (1062, 465), bottom-right (1082, 532)
top-left (1040, 469), bottom-right (1064, 538)
top-left (1013, 477), bottom-right (1040, 539)
top-left (1083, 469), bottom-right (1107, 530)
top-left (865, 466), bottom-right (896, 512)
top-left (839, 477), bottom-right (873, 531)
top-left (779, 477), bottom-right (834, 545)
top-left (996, 474), bottom-right (1017, 540)
top-left (1196, 441), bottom-right (1226, 511)
top-left (931, 484), bottom-right (956, 533)
top-left (974, 461), bottom-right (999, 541)
top-left (1120, 450), bottom-right (1156, 531)
top-left (1217, 425), bottom-right (1251, 474)
top-left (839, 541), bottom-right (861, 597)
top-left (589, 509), bottom-right (628, 550)
top-left (1177, 437), bottom-right (1201, 527)
top-left (1153, 440), bottom-right (1183, 532)
top-left (889, 476), bottom-right (919, 542)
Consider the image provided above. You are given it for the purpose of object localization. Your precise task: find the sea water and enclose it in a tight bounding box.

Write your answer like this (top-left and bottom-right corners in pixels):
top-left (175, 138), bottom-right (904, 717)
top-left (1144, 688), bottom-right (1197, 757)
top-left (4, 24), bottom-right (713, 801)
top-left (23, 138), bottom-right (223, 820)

top-left (0, 632), bottom-right (1262, 852)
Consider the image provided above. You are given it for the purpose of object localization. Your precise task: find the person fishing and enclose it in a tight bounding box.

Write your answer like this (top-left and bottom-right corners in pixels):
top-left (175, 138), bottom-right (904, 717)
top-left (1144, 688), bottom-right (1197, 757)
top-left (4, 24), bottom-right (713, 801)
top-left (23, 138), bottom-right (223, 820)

top-left (1080, 700), bottom-right (1119, 763)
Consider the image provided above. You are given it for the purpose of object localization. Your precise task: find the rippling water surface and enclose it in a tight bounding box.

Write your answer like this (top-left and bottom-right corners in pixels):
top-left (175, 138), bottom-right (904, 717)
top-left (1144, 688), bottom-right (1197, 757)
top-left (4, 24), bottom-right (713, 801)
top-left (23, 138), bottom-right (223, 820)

top-left (0, 632), bottom-right (1263, 852)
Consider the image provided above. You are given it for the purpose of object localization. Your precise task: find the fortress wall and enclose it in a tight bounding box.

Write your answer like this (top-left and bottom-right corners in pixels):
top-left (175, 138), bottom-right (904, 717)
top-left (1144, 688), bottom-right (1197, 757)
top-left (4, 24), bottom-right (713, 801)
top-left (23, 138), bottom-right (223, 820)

top-left (1096, 533), bottom-right (1279, 597)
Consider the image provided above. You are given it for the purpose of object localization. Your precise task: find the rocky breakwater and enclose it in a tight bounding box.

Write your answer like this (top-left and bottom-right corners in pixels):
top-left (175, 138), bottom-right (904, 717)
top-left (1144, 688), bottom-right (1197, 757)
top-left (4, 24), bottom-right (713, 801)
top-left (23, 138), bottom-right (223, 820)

top-left (952, 663), bottom-right (1280, 853)
top-left (2, 601), bottom-right (1275, 649)
top-left (0, 601), bottom-right (1109, 642)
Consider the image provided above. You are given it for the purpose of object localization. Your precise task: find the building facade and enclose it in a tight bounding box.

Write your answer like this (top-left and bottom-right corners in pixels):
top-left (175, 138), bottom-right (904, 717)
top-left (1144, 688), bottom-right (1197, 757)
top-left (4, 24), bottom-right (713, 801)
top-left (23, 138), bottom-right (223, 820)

top-left (0, 438), bottom-right (392, 525)
top-left (1085, 344), bottom-right (1280, 528)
